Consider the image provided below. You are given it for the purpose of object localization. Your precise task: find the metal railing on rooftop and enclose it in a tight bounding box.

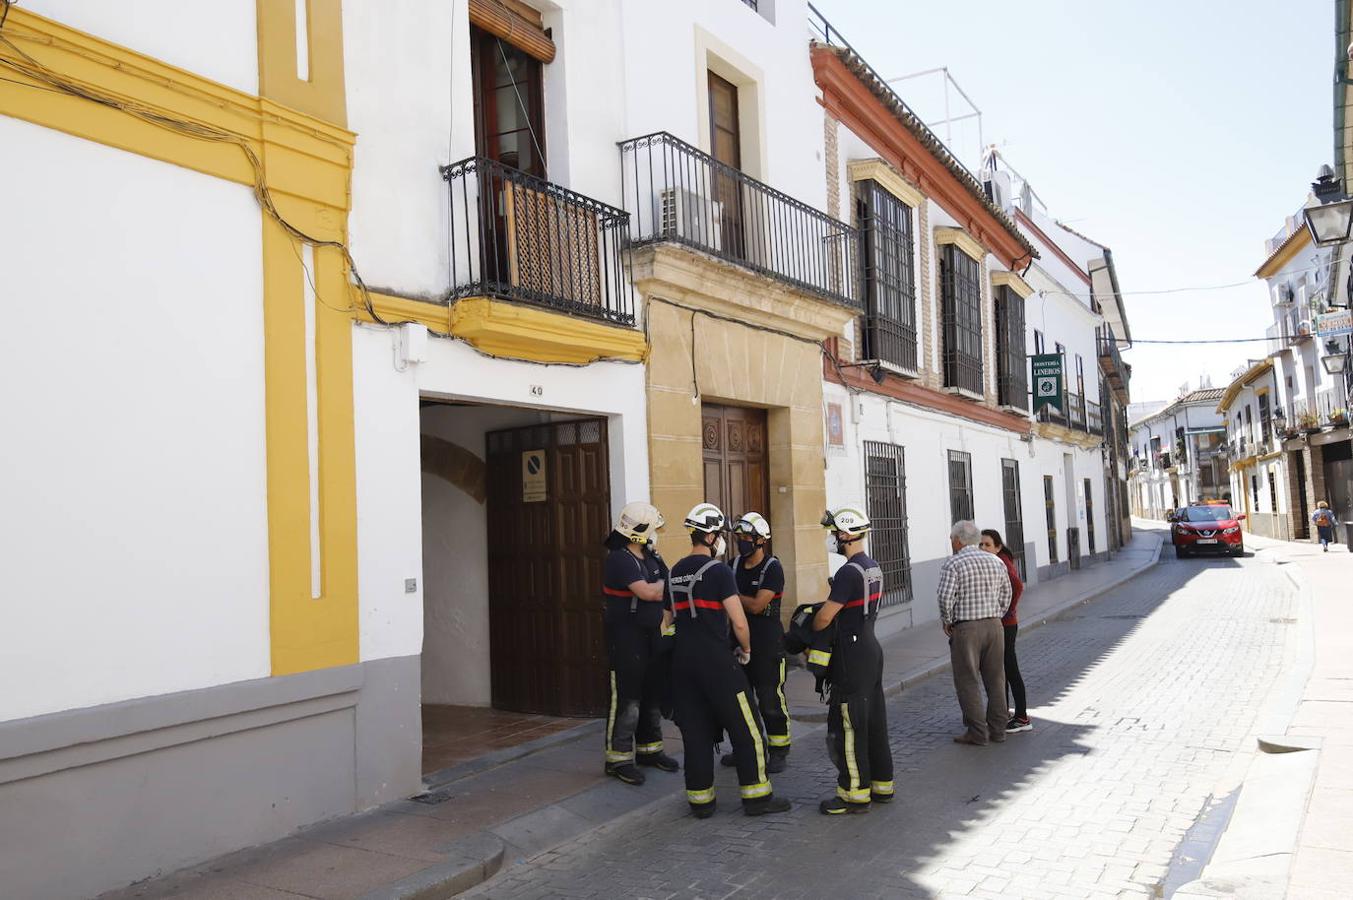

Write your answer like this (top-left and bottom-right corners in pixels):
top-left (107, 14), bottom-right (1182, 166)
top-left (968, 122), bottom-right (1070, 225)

top-left (441, 156), bottom-right (636, 327)
top-left (619, 131), bottom-right (861, 308)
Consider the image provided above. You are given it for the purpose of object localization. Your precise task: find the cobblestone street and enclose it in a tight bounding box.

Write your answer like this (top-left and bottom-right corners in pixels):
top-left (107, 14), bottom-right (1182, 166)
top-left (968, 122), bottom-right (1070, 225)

top-left (465, 537), bottom-right (1303, 899)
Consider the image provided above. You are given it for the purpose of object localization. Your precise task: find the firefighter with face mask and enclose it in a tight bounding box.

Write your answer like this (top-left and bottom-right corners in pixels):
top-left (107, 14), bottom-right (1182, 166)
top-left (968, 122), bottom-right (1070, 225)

top-left (813, 507), bottom-right (894, 815)
top-left (670, 503), bottom-right (792, 819)
top-left (601, 502), bottom-right (679, 785)
top-left (718, 512), bottom-right (790, 773)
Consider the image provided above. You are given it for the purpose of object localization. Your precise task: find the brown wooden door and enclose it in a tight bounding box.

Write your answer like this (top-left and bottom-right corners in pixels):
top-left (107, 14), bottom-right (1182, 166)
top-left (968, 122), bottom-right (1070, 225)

top-left (702, 405), bottom-right (770, 540)
top-left (485, 418), bottom-right (610, 716)
top-left (707, 71), bottom-right (746, 260)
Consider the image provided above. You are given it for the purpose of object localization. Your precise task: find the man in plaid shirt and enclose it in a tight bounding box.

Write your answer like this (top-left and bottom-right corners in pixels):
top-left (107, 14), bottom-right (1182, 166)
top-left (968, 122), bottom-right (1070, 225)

top-left (936, 520), bottom-right (1012, 745)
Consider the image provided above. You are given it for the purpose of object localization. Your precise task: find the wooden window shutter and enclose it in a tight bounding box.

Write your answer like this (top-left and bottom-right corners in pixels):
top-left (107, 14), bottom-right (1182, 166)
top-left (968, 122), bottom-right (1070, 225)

top-left (469, 0), bottom-right (556, 63)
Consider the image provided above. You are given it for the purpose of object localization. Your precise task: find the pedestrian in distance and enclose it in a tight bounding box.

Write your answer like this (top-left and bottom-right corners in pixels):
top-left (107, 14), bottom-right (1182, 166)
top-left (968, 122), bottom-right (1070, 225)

top-left (600, 502), bottom-right (680, 785)
top-left (938, 520), bottom-right (1013, 746)
top-left (979, 529), bottom-right (1030, 734)
top-left (719, 512), bottom-right (792, 773)
top-left (669, 503), bottom-right (791, 819)
top-left (814, 507), bottom-right (894, 815)
top-left (1312, 501), bottom-right (1337, 552)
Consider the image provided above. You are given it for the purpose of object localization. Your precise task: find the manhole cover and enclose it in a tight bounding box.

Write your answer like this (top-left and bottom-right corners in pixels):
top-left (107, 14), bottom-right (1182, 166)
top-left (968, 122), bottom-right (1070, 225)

top-left (1269, 618), bottom-right (1298, 625)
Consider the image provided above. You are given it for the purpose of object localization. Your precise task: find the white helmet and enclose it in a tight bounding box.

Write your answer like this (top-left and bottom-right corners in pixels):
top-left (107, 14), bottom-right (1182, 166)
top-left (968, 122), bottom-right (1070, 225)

top-left (821, 506), bottom-right (871, 537)
top-left (733, 512), bottom-right (771, 540)
top-left (684, 502), bottom-right (727, 535)
top-left (613, 502), bottom-right (664, 543)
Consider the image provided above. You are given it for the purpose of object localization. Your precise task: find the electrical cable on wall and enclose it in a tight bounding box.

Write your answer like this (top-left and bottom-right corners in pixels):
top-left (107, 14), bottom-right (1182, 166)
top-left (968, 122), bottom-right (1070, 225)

top-left (0, 20), bottom-right (401, 327)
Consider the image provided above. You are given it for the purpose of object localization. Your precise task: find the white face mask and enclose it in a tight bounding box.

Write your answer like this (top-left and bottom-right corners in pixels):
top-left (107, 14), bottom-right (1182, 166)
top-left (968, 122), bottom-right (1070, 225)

top-left (713, 535), bottom-right (726, 558)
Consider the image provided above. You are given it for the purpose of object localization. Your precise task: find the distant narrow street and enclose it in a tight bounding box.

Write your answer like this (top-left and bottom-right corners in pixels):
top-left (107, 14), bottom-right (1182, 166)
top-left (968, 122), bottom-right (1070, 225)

top-left (468, 533), bottom-right (1302, 899)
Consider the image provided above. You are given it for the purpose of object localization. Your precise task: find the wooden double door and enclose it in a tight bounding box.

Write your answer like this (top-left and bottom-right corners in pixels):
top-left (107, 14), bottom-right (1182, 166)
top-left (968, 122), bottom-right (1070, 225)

top-left (485, 418), bottom-right (610, 717)
top-left (702, 404), bottom-right (770, 531)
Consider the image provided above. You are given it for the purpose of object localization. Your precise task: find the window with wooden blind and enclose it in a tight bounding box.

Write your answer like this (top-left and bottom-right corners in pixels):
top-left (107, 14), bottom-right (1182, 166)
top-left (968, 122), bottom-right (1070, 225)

top-left (863, 441), bottom-right (913, 608)
top-left (857, 180), bottom-right (918, 373)
top-left (995, 284), bottom-right (1027, 410)
top-left (940, 245), bottom-right (983, 395)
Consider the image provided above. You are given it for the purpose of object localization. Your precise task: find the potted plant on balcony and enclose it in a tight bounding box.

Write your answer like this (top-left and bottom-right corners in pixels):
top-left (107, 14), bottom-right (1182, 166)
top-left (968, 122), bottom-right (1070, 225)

top-left (1329, 407), bottom-right (1349, 427)
top-left (1299, 410), bottom-right (1322, 434)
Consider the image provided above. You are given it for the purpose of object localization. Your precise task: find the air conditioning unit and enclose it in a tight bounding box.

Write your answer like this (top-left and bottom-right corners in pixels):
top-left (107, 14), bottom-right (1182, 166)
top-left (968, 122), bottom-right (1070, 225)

top-left (1297, 320), bottom-right (1313, 337)
top-left (659, 187), bottom-right (723, 251)
top-left (1277, 283), bottom-right (1294, 305)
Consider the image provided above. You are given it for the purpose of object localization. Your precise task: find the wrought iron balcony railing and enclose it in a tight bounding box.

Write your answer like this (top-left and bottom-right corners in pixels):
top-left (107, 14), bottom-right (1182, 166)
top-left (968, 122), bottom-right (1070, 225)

top-left (1086, 398), bottom-right (1104, 436)
top-left (1097, 333), bottom-right (1129, 402)
top-left (441, 156), bottom-right (636, 327)
top-left (1067, 391), bottom-right (1087, 430)
top-left (619, 131), bottom-right (861, 308)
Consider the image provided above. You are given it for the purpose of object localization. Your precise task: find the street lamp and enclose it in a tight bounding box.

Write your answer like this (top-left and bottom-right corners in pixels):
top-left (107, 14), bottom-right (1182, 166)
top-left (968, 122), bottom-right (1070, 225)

top-left (1303, 166), bottom-right (1353, 246)
top-left (1322, 338), bottom-right (1349, 375)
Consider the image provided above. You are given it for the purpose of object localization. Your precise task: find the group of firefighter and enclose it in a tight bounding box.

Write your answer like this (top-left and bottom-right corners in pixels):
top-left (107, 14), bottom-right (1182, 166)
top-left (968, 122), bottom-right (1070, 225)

top-left (601, 500), bottom-right (893, 818)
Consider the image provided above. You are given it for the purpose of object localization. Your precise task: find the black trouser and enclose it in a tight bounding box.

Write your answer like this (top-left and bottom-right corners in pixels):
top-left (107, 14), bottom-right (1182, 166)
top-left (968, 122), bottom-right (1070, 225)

top-left (1004, 623), bottom-right (1026, 719)
top-left (604, 608), bottom-right (666, 765)
top-left (673, 638), bottom-right (771, 809)
top-left (741, 616), bottom-right (791, 751)
top-left (825, 638), bottom-right (893, 804)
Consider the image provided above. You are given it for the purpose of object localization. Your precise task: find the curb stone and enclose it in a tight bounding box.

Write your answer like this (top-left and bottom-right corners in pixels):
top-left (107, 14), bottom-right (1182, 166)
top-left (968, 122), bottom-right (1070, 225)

top-left (359, 831), bottom-right (505, 900)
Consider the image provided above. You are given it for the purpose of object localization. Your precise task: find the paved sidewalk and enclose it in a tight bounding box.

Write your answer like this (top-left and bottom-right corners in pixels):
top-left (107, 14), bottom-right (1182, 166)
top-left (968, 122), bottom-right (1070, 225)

top-left (104, 530), bottom-right (1162, 900)
top-left (786, 528), bottom-right (1164, 722)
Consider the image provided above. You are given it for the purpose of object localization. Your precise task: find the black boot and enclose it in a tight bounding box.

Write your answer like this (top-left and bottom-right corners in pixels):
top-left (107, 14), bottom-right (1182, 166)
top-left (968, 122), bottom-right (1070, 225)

top-left (604, 762), bottom-right (645, 785)
top-left (690, 799), bottom-right (717, 819)
top-left (766, 746), bottom-right (789, 774)
top-left (819, 796), bottom-right (870, 815)
top-left (637, 751), bottom-right (680, 773)
top-left (743, 795), bottom-right (791, 816)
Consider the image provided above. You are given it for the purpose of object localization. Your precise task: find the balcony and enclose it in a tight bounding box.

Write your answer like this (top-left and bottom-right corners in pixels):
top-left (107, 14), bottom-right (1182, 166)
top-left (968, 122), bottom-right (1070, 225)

top-left (1097, 333), bottom-right (1129, 404)
top-left (442, 156), bottom-right (636, 327)
top-left (1037, 392), bottom-right (1103, 438)
top-left (1289, 390), bottom-right (1350, 432)
top-left (619, 131), bottom-right (861, 308)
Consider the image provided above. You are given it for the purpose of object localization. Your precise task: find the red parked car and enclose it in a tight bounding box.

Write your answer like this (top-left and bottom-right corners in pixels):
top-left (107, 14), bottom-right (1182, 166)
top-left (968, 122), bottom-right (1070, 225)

top-left (1171, 503), bottom-right (1246, 558)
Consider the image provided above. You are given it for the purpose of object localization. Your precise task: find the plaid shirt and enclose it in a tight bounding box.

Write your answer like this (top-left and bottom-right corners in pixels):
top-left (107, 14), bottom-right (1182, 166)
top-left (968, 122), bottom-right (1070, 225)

top-left (936, 545), bottom-right (1012, 625)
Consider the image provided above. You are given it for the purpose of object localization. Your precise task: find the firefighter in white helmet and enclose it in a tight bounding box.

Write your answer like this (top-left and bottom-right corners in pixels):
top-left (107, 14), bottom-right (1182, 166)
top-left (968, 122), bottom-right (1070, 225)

top-left (813, 507), bottom-right (894, 815)
top-left (718, 512), bottom-right (791, 773)
top-left (600, 502), bottom-right (679, 785)
top-left (668, 503), bottom-right (791, 818)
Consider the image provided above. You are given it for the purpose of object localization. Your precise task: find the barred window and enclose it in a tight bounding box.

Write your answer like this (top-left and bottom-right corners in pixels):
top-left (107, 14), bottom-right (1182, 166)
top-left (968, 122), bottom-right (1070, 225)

top-left (857, 181), bottom-right (917, 372)
top-left (948, 449), bottom-right (973, 523)
top-left (1001, 459), bottom-right (1027, 580)
top-left (995, 285), bottom-right (1027, 410)
top-left (863, 441), bottom-right (912, 607)
top-left (941, 244), bottom-right (983, 394)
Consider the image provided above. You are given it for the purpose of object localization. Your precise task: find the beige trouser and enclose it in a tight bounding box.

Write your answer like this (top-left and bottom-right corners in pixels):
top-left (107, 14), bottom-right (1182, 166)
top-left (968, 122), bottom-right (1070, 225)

top-left (950, 618), bottom-right (1007, 744)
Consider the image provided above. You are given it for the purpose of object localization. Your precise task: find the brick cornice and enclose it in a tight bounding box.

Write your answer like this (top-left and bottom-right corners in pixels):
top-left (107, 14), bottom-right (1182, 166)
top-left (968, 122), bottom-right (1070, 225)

top-left (824, 355), bottom-right (1032, 435)
top-left (813, 47), bottom-right (1032, 270)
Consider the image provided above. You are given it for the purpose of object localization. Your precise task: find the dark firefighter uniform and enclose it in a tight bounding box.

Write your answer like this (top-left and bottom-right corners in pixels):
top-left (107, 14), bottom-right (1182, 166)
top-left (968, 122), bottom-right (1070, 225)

top-left (733, 554), bottom-right (791, 754)
top-left (823, 552), bottom-right (894, 807)
top-left (670, 554), bottom-right (777, 815)
top-left (602, 547), bottom-right (669, 768)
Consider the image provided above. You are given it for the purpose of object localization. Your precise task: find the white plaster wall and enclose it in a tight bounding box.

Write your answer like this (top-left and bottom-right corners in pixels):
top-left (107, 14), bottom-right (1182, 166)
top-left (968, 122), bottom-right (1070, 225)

top-left (419, 404), bottom-right (550, 707)
top-left (621, 0), bottom-right (825, 206)
top-left (351, 326), bottom-right (649, 673)
top-left (344, 0), bottom-right (632, 300)
top-left (352, 325), bottom-right (424, 664)
top-left (26, 0), bottom-right (258, 94)
top-left (0, 119), bottom-right (269, 722)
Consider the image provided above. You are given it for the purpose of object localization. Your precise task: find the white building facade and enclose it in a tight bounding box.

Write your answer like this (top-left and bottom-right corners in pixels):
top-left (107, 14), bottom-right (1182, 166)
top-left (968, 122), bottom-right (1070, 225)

top-left (1128, 389), bottom-right (1227, 520)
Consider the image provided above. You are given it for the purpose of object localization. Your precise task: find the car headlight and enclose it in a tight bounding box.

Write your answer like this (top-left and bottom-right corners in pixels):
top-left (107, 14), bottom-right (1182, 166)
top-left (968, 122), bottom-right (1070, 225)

top-left (1222, 526), bottom-right (1239, 535)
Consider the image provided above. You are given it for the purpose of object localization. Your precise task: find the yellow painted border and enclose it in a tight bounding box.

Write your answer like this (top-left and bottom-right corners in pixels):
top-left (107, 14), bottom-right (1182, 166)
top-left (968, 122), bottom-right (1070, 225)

top-left (360, 293), bottom-right (649, 365)
top-left (991, 271), bottom-right (1034, 299)
top-left (1254, 226), bottom-right (1311, 279)
top-left (2, 6), bottom-right (359, 674)
top-left (848, 158), bottom-right (924, 208)
top-left (934, 226), bottom-right (987, 262)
